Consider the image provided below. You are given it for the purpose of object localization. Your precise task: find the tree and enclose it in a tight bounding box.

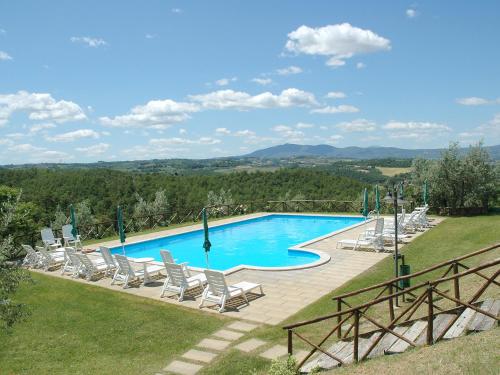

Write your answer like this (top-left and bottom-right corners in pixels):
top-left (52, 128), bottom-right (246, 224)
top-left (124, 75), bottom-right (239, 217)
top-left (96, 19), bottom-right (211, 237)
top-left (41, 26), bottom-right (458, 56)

top-left (0, 187), bottom-right (31, 330)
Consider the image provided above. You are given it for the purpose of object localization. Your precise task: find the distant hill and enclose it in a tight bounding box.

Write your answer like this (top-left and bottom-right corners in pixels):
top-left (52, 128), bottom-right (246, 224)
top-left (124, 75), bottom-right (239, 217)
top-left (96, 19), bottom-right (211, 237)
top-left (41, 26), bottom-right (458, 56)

top-left (246, 144), bottom-right (500, 160)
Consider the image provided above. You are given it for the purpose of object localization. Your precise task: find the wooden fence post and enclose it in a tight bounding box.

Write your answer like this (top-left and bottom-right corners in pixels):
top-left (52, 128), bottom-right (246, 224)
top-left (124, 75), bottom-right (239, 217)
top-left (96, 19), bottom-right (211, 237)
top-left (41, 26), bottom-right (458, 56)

top-left (337, 298), bottom-right (342, 339)
top-left (353, 310), bottom-right (360, 363)
top-left (426, 286), bottom-right (434, 345)
top-left (453, 262), bottom-right (461, 307)
top-left (287, 329), bottom-right (293, 355)
top-left (388, 283), bottom-right (395, 321)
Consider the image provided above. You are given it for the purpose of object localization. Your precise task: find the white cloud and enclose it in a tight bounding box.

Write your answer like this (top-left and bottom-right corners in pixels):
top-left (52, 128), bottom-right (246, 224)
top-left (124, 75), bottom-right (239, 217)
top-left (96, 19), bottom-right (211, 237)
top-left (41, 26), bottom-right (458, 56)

top-left (76, 143), bottom-right (110, 156)
top-left (178, 128), bottom-right (187, 135)
top-left (272, 125), bottom-right (304, 140)
top-left (326, 91), bottom-right (346, 99)
top-left (285, 23), bottom-right (391, 67)
top-left (0, 91), bottom-right (86, 126)
top-left (276, 65), bottom-right (302, 75)
top-left (0, 51), bottom-right (12, 61)
top-left (215, 77), bottom-right (237, 86)
top-left (311, 104), bottom-right (360, 114)
top-left (150, 137), bottom-right (220, 146)
top-left (252, 78), bottom-right (272, 86)
top-left (145, 33), bottom-right (157, 39)
top-left (6, 133), bottom-right (26, 140)
top-left (456, 97), bottom-right (499, 106)
top-left (337, 118), bottom-right (376, 132)
top-left (383, 121), bottom-right (451, 139)
top-left (29, 123), bottom-right (56, 134)
top-left (319, 125), bottom-right (329, 130)
top-left (0, 29), bottom-right (6, 35)
top-left (296, 122), bottom-right (314, 129)
top-left (171, 8), bottom-right (182, 13)
top-left (47, 129), bottom-right (100, 142)
top-left (234, 129), bottom-right (256, 137)
top-left (70, 36), bottom-right (107, 48)
top-left (6, 143), bottom-right (71, 161)
top-left (189, 88), bottom-right (317, 110)
top-left (356, 62), bottom-right (366, 69)
top-left (215, 127), bottom-right (231, 135)
top-left (406, 9), bottom-right (418, 18)
top-left (101, 131), bottom-right (111, 136)
top-left (100, 98), bottom-right (199, 128)
top-left (327, 135), bottom-right (344, 144)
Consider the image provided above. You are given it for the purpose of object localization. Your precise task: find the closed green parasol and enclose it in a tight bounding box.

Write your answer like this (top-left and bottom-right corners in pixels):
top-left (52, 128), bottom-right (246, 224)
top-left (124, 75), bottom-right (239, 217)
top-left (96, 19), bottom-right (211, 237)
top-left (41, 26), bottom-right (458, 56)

top-left (117, 206), bottom-right (126, 254)
top-left (202, 207), bottom-right (211, 268)
top-left (69, 204), bottom-right (78, 238)
top-left (374, 185), bottom-right (381, 215)
top-left (423, 180), bottom-right (429, 205)
top-left (362, 188), bottom-right (369, 218)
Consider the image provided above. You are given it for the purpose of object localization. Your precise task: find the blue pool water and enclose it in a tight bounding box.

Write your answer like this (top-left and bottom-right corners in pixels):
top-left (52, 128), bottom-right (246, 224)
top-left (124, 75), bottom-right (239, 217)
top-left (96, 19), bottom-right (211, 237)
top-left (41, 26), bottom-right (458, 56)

top-left (111, 214), bottom-right (364, 271)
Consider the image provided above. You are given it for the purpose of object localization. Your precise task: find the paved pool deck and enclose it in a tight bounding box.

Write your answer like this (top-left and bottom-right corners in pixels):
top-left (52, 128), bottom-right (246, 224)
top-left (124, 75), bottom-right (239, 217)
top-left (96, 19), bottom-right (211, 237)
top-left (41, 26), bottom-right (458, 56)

top-left (32, 213), bottom-right (443, 325)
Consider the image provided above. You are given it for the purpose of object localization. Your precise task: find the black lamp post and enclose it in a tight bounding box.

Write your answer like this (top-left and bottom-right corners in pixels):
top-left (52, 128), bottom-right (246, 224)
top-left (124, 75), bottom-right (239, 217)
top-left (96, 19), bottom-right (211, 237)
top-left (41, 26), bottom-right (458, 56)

top-left (384, 185), bottom-right (407, 305)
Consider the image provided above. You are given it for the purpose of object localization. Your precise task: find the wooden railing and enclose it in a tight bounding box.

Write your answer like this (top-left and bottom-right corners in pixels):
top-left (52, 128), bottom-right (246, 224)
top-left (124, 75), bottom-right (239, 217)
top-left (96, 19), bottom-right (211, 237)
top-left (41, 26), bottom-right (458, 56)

top-left (283, 243), bottom-right (500, 369)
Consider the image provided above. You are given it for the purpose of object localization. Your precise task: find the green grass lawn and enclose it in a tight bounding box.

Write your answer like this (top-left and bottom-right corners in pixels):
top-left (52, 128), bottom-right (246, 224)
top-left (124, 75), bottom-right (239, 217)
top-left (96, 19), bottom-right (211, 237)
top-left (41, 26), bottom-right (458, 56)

top-left (2, 215), bottom-right (498, 375)
top-left (201, 215), bottom-right (500, 374)
top-left (0, 273), bottom-right (229, 375)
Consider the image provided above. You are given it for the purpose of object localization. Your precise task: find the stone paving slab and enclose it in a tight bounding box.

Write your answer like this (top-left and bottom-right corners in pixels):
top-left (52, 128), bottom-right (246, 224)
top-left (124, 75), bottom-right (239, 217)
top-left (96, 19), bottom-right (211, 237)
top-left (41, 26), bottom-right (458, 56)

top-left (182, 349), bottom-right (218, 364)
top-left (164, 360), bottom-right (203, 375)
top-left (212, 329), bottom-right (244, 341)
top-left (226, 321), bottom-right (260, 332)
top-left (260, 344), bottom-right (288, 360)
top-left (234, 338), bottom-right (267, 353)
top-left (196, 338), bottom-right (232, 351)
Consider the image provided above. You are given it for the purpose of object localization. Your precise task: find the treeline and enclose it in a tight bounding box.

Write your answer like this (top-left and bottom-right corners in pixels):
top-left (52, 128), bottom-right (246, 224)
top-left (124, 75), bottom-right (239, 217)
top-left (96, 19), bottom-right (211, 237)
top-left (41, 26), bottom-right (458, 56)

top-left (0, 168), bottom-right (367, 225)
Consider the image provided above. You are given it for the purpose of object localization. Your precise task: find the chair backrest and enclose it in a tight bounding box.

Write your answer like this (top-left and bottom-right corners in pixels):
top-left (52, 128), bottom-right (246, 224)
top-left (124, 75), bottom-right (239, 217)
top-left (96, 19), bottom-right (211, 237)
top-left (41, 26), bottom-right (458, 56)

top-left (114, 254), bottom-right (135, 277)
top-left (62, 224), bottom-right (75, 240)
top-left (41, 228), bottom-right (56, 244)
top-left (374, 218), bottom-right (384, 234)
top-left (164, 262), bottom-right (188, 287)
top-left (204, 270), bottom-right (229, 297)
top-left (66, 250), bottom-right (81, 269)
top-left (99, 246), bottom-right (116, 267)
top-left (36, 245), bottom-right (51, 260)
top-left (76, 253), bottom-right (94, 271)
top-left (160, 250), bottom-right (175, 264)
top-left (22, 244), bottom-right (36, 256)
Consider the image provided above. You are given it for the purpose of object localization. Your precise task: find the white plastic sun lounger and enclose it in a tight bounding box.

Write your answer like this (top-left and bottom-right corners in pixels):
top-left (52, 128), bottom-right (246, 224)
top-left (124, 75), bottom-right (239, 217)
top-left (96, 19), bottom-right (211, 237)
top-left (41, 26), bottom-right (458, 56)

top-left (160, 249), bottom-right (190, 277)
top-left (61, 247), bottom-right (80, 276)
top-left (22, 244), bottom-right (42, 268)
top-left (160, 262), bottom-right (207, 301)
top-left (62, 224), bottom-right (82, 249)
top-left (41, 228), bottom-right (62, 250)
top-left (36, 245), bottom-right (65, 271)
top-left (337, 233), bottom-right (384, 252)
top-left (199, 270), bottom-right (264, 313)
top-left (112, 254), bottom-right (165, 288)
top-left (76, 253), bottom-right (109, 280)
top-left (98, 246), bottom-right (118, 276)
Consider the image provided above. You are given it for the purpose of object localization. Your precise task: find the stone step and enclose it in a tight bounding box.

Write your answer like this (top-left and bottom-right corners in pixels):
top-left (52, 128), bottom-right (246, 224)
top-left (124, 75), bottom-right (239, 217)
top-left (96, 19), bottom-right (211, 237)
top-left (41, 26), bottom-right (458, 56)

top-left (163, 360), bottom-right (203, 375)
top-left (443, 308), bottom-right (476, 339)
top-left (468, 299), bottom-right (500, 331)
top-left (387, 320), bottom-right (427, 354)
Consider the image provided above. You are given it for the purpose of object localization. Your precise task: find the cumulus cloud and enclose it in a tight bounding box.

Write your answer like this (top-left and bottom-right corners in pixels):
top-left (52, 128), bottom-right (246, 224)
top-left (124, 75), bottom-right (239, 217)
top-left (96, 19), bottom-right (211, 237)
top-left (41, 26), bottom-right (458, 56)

top-left (29, 123), bottom-right (56, 133)
top-left (234, 129), bottom-right (256, 137)
top-left (171, 8), bottom-right (182, 13)
top-left (0, 91), bottom-right (87, 126)
top-left (100, 99), bottom-right (199, 129)
top-left (285, 23), bottom-right (391, 67)
top-left (383, 121), bottom-right (451, 139)
top-left (311, 105), bottom-right (360, 114)
top-left (326, 91), bottom-right (346, 99)
top-left (356, 62), bottom-right (366, 69)
top-left (406, 9), bottom-right (418, 18)
top-left (150, 137), bottom-right (220, 146)
top-left (215, 127), bottom-right (231, 135)
top-left (252, 78), bottom-right (272, 86)
top-left (215, 77), bottom-right (237, 86)
top-left (0, 51), bottom-right (12, 61)
top-left (47, 129), bottom-right (100, 142)
top-left (456, 97), bottom-right (499, 106)
top-left (296, 122), bottom-right (314, 129)
top-left (7, 143), bottom-right (71, 161)
top-left (272, 125), bottom-right (304, 140)
top-left (145, 33), bottom-right (157, 39)
top-left (70, 36), bottom-right (107, 48)
top-left (276, 65), bottom-right (303, 75)
top-left (328, 135), bottom-right (344, 144)
top-left (76, 143), bottom-right (110, 155)
top-left (337, 118), bottom-right (376, 132)
top-left (189, 88), bottom-right (317, 110)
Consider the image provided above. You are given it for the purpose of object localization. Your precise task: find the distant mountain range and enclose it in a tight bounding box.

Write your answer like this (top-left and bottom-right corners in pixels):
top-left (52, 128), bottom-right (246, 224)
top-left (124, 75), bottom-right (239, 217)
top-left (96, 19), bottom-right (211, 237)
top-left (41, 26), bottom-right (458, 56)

top-left (245, 143), bottom-right (500, 160)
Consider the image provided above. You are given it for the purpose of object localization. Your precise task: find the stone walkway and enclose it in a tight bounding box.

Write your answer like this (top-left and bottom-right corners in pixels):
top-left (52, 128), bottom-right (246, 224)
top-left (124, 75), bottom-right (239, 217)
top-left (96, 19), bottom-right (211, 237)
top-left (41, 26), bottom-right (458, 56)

top-left (160, 320), bottom-right (310, 375)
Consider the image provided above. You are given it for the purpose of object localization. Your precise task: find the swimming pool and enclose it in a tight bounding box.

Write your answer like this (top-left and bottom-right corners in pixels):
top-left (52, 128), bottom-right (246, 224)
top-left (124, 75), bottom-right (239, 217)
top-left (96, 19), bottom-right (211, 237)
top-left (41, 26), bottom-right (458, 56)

top-left (111, 214), bottom-right (364, 271)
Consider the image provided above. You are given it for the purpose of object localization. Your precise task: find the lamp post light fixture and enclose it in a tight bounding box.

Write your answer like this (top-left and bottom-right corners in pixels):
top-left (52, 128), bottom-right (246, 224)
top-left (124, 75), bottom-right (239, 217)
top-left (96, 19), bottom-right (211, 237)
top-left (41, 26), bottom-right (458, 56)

top-left (384, 185), bottom-right (407, 306)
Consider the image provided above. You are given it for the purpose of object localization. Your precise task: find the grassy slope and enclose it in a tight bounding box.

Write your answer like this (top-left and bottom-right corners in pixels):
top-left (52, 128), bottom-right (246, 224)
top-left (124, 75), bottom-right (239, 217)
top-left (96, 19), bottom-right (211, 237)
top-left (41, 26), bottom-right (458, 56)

top-left (0, 273), bottom-right (229, 375)
top-left (201, 215), bottom-right (500, 374)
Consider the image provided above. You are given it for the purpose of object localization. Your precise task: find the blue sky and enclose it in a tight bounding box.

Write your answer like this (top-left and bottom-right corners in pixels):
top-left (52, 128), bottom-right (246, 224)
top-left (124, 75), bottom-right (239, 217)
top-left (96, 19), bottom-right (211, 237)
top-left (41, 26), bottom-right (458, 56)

top-left (1, 1), bottom-right (499, 164)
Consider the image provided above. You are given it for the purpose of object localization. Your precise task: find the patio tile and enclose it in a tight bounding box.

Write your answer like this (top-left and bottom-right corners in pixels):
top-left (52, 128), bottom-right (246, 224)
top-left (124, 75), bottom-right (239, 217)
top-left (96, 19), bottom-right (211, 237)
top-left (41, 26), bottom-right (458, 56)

top-left (260, 344), bottom-right (288, 360)
top-left (164, 360), bottom-right (203, 375)
top-left (234, 338), bottom-right (267, 353)
top-left (182, 349), bottom-right (218, 364)
top-left (212, 329), bottom-right (244, 341)
top-left (196, 338), bottom-right (232, 351)
top-left (227, 321), bottom-right (260, 332)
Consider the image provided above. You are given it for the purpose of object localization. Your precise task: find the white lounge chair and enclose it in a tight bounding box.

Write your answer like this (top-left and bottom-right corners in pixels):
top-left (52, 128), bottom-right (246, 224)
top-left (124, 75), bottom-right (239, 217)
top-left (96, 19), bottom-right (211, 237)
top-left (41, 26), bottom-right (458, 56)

top-left (22, 244), bottom-right (42, 268)
top-left (37, 245), bottom-right (65, 270)
top-left (337, 233), bottom-right (384, 252)
top-left (62, 224), bottom-right (82, 249)
top-left (160, 262), bottom-right (207, 301)
top-left (61, 247), bottom-right (80, 275)
top-left (99, 246), bottom-right (118, 276)
top-left (76, 253), bottom-right (109, 280)
top-left (199, 270), bottom-right (263, 313)
top-left (111, 254), bottom-right (165, 289)
top-left (160, 249), bottom-right (190, 276)
top-left (365, 218), bottom-right (384, 238)
top-left (41, 228), bottom-right (62, 250)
